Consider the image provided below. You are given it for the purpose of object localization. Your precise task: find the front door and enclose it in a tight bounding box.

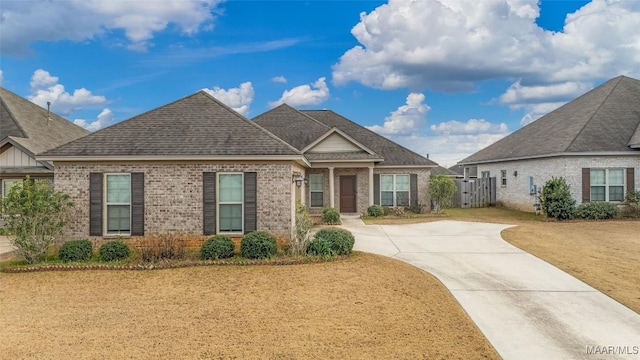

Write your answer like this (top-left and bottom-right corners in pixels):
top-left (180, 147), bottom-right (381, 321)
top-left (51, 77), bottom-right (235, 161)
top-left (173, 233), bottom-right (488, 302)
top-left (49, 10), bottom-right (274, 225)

top-left (340, 176), bottom-right (357, 213)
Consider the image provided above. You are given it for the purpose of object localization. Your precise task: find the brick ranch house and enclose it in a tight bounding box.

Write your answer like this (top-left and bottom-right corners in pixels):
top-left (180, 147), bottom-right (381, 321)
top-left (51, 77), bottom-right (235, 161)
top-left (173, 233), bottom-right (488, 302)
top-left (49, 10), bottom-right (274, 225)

top-left (458, 75), bottom-right (640, 211)
top-left (39, 91), bottom-right (436, 242)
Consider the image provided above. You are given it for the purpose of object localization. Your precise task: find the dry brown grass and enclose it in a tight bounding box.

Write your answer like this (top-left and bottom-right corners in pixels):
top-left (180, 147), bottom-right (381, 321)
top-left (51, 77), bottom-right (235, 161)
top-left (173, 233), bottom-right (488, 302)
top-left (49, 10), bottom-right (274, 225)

top-left (0, 252), bottom-right (498, 360)
top-left (366, 207), bottom-right (640, 314)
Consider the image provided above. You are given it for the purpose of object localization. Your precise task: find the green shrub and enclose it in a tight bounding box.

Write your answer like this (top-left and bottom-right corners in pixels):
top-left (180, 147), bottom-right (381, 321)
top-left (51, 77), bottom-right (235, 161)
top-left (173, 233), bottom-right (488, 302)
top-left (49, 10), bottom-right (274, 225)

top-left (241, 231), bottom-right (277, 259)
top-left (624, 191), bottom-right (640, 218)
top-left (314, 228), bottom-right (355, 255)
top-left (539, 177), bottom-right (576, 220)
top-left (306, 238), bottom-right (333, 257)
top-left (382, 206), bottom-right (392, 216)
top-left (58, 240), bottom-right (93, 263)
top-left (367, 205), bottom-right (384, 217)
top-left (429, 174), bottom-right (456, 213)
top-left (291, 201), bottom-right (313, 255)
top-left (576, 202), bottom-right (618, 220)
top-left (99, 241), bottom-right (131, 262)
top-left (322, 207), bottom-right (340, 224)
top-left (408, 203), bottom-right (426, 214)
top-left (201, 235), bottom-right (235, 260)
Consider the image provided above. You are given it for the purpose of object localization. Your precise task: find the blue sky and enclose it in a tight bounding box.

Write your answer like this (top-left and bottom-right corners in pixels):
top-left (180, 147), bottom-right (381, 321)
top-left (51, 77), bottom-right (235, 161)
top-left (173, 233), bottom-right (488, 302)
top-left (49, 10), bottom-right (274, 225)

top-left (2, 0), bottom-right (639, 166)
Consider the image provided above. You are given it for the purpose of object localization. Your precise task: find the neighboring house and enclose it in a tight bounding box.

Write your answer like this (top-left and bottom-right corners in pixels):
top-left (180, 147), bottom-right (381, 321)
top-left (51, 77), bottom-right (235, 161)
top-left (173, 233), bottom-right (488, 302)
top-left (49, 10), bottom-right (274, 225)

top-left (432, 165), bottom-right (462, 178)
top-left (39, 91), bottom-right (436, 241)
top-left (458, 75), bottom-right (640, 211)
top-left (0, 87), bottom-right (89, 197)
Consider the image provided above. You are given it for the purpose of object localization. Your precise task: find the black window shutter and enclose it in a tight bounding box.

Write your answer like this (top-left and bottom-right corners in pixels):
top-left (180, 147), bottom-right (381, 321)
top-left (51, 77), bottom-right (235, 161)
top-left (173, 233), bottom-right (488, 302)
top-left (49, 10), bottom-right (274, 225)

top-left (582, 168), bottom-right (590, 203)
top-left (130, 173), bottom-right (144, 236)
top-left (203, 172), bottom-right (216, 235)
top-left (410, 174), bottom-right (418, 207)
top-left (89, 173), bottom-right (103, 236)
top-left (373, 174), bottom-right (380, 205)
top-left (244, 172), bottom-right (257, 234)
top-left (627, 168), bottom-right (635, 195)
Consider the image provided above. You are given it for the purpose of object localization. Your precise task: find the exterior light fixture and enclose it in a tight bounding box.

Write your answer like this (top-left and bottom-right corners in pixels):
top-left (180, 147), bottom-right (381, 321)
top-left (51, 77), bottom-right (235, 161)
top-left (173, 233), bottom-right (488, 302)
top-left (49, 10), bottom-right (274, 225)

top-left (292, 173), bottom-right (305, 187)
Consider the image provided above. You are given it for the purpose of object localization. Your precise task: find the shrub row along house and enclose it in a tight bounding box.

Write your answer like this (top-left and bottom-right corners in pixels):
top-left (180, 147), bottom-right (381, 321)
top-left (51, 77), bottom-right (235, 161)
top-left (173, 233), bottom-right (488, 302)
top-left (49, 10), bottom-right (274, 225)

top-left (459, 75), bottom-right (640, 211)
top-left (1, 90), bottom-right (435, 242)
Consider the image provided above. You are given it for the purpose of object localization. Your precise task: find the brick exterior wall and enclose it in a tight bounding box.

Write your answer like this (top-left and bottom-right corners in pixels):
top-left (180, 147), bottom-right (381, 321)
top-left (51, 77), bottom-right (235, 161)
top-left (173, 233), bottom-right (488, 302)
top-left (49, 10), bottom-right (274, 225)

top-left (54, 161), bottom-right (299, 241)
top-left (477, 156), bottom-right (640, 211)
top-left (305, 167), bottom-right (431, 214)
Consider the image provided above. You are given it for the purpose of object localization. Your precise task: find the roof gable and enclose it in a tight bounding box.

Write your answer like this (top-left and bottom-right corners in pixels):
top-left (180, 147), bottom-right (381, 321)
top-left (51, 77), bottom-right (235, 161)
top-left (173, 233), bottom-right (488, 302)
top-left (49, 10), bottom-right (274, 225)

top-left (0, 87), bottom-right (89, 155)
top-left (460, 75), bottom-right (640, 164)
top-left (303, 128), bottom-right (376, 155)
top-left (42, 91), bottom-right (301, 157)
top-left (252, 104), bottom-right (330, 151)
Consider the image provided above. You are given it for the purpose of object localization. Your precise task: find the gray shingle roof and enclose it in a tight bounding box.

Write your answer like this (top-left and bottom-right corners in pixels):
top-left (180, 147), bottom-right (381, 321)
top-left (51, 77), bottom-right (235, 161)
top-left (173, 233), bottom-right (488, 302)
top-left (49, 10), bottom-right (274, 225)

top-left (431, 166), bottom-right (460, 176)
top-left (42, 91), bottom-right (301, 157)
top-left (300, 110), bottom-right (436, 166)
top-left (460, 75), bottom-right (640, 164)
top-left (304, 152), bottom-right (383, 161)
top-left (1, 87), bottom-right (89, 155)
top-left (252, 104), bottom-right (331, 151)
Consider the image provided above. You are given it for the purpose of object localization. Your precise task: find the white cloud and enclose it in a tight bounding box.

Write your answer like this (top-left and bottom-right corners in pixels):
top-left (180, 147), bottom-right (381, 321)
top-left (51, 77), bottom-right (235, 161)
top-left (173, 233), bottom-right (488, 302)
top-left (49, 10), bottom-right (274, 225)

top-left (0, 70), bottom-right (3, 84)
top-left (28, 69), bottom-right (108, 115)
top-left (269, 77), bottom-right (330, 108)
top-left (74, 108), bottom-right (114, 132)
top-left (1, 0), bottom-right (222, 55)
top-left (367, 93), bottom-right (429, 135)
top-left (201, 82), bottom-right (255, 116)
top-left (332, 0), bottom-right (640, 110)
top-left (271, 76), bottom-right (287, 84)
top-left (430, 118), bottom-right (508, 136)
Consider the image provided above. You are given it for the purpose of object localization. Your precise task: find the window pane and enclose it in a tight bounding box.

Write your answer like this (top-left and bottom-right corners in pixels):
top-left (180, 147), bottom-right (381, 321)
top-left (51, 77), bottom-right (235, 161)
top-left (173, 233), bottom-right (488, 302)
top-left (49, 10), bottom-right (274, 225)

top-left (107, 174), bottom-right (130, 203)
top-left (219, 174), bottom-right (242, 202)
top-left (591, 186), bottom-right (605, 201)
top-left (219, 204), bottom-right (242, 232)
top-left (2, 180), bottom-right (22, 198)
top-left (590, 169), bottom-right (605, 185)
top-left (609, 169), bottom-right (624, 185)
top-left (381, 175), bottom-right (394, 191)
top-left (381, 191), bottom-right (394, 206)
top-left (396, 191), bottom-right (409, 206)
top-left (609, 186), bottom-right (624, 201)
top-left (310, 192), bottom-right (323, 207)
top-left (107, 205), bottom-right (130, 232)
top-left (310, 174), bottom-right (323, 192)
top-left (396, 175), bottom-right (409, 191)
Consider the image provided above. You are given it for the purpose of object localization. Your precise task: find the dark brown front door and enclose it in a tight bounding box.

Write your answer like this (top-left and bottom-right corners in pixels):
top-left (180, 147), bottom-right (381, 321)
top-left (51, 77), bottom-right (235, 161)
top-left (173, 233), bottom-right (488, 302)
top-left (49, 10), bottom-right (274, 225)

top-left (340, 176), bottom-right (357, 213)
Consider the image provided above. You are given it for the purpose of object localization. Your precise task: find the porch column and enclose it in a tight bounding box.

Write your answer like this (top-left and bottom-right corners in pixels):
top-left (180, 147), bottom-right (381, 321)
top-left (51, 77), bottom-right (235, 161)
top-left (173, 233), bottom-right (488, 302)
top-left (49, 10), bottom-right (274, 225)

top-left (368, 166), bottom-right (374, 206)
top-left (329, 166), bottom-right (335, 208)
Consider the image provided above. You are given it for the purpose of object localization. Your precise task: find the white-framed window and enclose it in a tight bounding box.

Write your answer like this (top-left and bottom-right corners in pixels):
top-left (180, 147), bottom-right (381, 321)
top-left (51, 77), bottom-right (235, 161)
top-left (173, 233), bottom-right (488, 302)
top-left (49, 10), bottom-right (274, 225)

top-left (309, 174), bottom-right (324, 207)
top-left (218, 173), bottom-right (243, 233)
top-left (380, 174), bottom-right (410, 207)
top-left (500, 170), bottom-right (507, 187)
top-left (481, 171), bottom-right (490, 178)
top-left (590, 168), bottom-right (625, 202)
top-left (105, 174), bottom-right (131, 235)
top-left (2, 179), bottom-right (22, 198)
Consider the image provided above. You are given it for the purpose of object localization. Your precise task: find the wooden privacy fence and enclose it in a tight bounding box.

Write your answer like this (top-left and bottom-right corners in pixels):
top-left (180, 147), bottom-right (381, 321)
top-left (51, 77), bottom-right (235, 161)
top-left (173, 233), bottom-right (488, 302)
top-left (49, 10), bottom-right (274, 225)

top-left (453, 177), bottom-right (496, 208)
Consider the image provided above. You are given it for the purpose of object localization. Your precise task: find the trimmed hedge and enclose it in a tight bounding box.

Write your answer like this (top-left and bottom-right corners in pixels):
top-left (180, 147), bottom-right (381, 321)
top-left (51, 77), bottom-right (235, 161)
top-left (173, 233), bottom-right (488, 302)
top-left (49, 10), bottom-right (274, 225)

top-left (314, 228), bottom-right (355, 255)
top-left (58, 240), bottom-right (93, 263)
top-left (201, 235), bottom-right (235, 260)
top-left (367, 205), bottom-right (384, 217)
top-left (576, 202), bottom-right (618, 220)
top-left (99, 241), bottom-right (131, 262)
top-left (241, 231), bottom-right (277, 259)
top-left (306, 238), bottom-right (333, 257)
top-left (322, 207), bottom-right (341, 224)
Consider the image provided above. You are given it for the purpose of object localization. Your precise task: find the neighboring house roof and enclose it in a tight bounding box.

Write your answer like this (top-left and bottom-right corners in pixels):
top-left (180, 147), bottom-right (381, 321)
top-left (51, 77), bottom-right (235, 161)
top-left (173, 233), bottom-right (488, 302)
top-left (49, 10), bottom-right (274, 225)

top-left (447, 165), bottom-right (464, 176)
top-left (41, 91), bottom-right (302, 158)
top-left (0, 87), bottom-right (89, 156)
top-left (460, 75), bottom-right (640, 165)
top-left (432, 165), bottom-right (460, 177)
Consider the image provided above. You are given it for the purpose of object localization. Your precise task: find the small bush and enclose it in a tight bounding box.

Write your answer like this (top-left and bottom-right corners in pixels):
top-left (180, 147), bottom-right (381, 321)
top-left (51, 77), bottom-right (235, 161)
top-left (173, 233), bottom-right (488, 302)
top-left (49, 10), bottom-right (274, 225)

top-left (576, 202), bottom-right (618, 220)
top-left (408, 203), bottom-right (426, 214)
top-left (99, 241), bottom-right (131, 262)
top-left (291, 201), bottom-right (313, 255)
top-left (392, 207), bottom-right (406, 216)
top-left (322, 207), bottom-right (340, 224)
top-left (201, 235), bottom-right (235, 260)
top-left (241, 231), bottom-right (277, 259)
top-left (58, 239), bottom-right (93, 263)
top-left (539, 177), bottom-right (576, 220)
top-left (382, 206), bottom-right (392, 216)
top-left (138, 233), bottom-right (186, 262)
top-left (624, 191), bottom-right (640, 218)
top-left (367, 205), bottom-right (384, 217)
top-left (306, 238), bottom-right (333, 257)
top-left (314, 228), bottom-right (355, 255)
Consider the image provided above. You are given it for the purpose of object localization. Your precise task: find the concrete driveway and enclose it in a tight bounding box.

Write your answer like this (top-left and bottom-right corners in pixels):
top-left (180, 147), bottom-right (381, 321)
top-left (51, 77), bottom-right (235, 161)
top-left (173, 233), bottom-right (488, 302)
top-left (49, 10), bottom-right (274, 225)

top-left (341, 215), bottom-right (640, 360)
top-left (0, 236), bottom-right (17, 261)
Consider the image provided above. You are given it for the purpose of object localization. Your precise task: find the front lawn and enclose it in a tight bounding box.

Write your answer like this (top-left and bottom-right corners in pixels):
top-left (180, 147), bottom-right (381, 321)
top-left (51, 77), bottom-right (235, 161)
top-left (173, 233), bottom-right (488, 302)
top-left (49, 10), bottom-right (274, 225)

top-left (0, 252), bottom-right (499, 359)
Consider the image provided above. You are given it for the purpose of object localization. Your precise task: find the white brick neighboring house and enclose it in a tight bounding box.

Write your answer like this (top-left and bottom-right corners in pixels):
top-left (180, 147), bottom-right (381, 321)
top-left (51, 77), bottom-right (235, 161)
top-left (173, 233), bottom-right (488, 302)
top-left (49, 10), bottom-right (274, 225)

top-left (458, 75), bottom-right (640, 212)
top-left (39, 91), bottom-right (436, 243)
